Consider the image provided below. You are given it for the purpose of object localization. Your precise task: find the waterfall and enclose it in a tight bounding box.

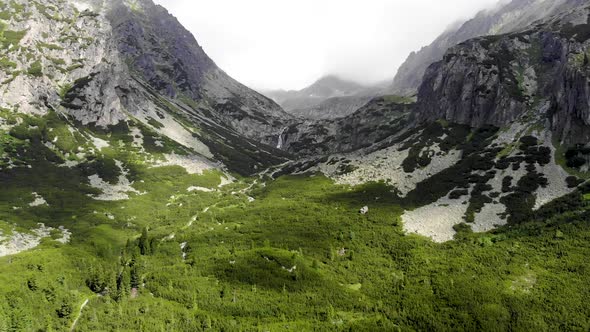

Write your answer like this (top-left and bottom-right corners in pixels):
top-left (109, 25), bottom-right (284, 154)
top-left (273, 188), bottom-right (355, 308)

top-left (276, 127), bottom-right (287, 149)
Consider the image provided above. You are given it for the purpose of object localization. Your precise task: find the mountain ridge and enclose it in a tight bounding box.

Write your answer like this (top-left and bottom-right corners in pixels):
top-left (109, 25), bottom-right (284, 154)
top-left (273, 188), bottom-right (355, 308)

top-left (391, 0), bottom-right (587, 95)
top-left (415, 2), bottom-right (590, 145)
top-left (263, 75), bottom-right (383, 119)
top-left (0, 0), bottom-right (293, 176)
top-left (1, 0), bottom-right (590, 330)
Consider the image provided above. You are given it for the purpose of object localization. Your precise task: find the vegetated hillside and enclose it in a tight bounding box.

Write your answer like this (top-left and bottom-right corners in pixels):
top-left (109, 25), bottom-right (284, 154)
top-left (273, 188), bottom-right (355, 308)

top-left (278, 4), bottom-right (590, 242)
top-left (0, 0), bottom-right (292, 177)
top-left (390, 0), bottom-right (587, 95)
top-left (1, 0), bottom-right (590, 331)
top-left (2, 164), bottom-right (590, 330)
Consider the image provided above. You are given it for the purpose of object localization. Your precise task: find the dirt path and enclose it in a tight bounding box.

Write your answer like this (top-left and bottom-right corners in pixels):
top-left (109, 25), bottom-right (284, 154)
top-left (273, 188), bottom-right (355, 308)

top-left (70, 298), bottom-right (89, 332)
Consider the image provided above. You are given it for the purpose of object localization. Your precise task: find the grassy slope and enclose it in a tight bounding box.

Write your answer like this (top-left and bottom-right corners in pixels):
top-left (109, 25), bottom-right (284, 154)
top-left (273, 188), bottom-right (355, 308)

top-left (1, 163), bottom-right (590, 330)
top-left (0, 1), bottom-right (587, 329)
top-left (0, 109), bottom-right (589, 331)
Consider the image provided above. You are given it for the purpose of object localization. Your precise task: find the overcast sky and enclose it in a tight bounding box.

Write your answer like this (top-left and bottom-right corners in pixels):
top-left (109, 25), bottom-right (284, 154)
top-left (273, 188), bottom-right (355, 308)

top-left (154, 0), bottom-right (502, 91)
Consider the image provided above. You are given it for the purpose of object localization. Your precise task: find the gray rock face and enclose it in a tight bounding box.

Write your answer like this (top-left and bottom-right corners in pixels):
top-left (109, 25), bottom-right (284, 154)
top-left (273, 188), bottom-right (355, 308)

top-left (281, 97), bottom-right (412, 156)
top-left (391, 0), bottom-right (586, 96)
top-left (416, 37), bottom-right (528, 128)
top-left (107, 0), bottom-right (216, 99)
top-left (0, 0), bottom-right (292, 175)
top-left (106, 0), bottom-right (292, 143)
top-left (0, 0), bottom-right (127, 125)
top-left (286, 95), bottom-right (374, 120)
top-left (415, 4), bottom-right (590, 145)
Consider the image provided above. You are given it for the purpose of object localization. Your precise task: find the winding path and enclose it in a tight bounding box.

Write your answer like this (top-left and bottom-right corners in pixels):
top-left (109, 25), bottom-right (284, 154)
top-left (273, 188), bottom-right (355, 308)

top-left (70, 298), bottom-right (89, 332)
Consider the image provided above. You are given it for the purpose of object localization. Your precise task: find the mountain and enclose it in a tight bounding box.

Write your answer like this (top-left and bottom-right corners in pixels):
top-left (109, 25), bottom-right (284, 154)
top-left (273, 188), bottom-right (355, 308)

top-left (279, 1), bottom-right (590, 236)
top-left (107, 0), bottom-right (292, 142)
top-left (0, 0), bottom-right (292, 177)
top-left (266, 75), bottom-right (365, 106)
top-left (416, 2), bottom-right (590, 144)
top-left (391, 0), bottom-right (587, 95)
top-left (2, 0), bottom-right (590, 330)
top-left (264, 75), bottom-right (383, 119)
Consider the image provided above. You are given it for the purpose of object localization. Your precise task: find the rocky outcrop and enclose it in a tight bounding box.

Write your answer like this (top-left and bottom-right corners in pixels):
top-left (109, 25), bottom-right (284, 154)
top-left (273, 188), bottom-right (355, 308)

top-left (107, 1), bottom-right (215, 98)
top-left (0, 0), bottom-right (127, 125)
top-left (391, 0), bottom-right (587, 96)
top-left (547, 13), bottom-right (590, 144)
top-left (280, 97), bottom-right (412, 156)
top-left (415, 4), bottom-right (590, 145)
top-left (0, 0), bottom-right (293, 175)
top-left (106, 0), bottom-right (291, 142)
top-left (415, 36), bottom-right (529, 128)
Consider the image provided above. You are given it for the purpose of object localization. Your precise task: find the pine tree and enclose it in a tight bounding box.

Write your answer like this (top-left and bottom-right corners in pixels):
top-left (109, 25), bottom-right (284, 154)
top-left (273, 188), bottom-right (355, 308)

top-left (56, 301), bottom-right (72, 318)
top-left (0, 307), bottom-right (9, 332)
top-left (116, 268), bottom-right (131, 300)
top-left (44, 315), bottom-right (54, 332)
top-left (87, 264), bottom-right (109, 293)
top-left (125, 238), bottom-right (134, 252)
top-left (220, 285), bottom-right (227, 299)
top-left (138, 227), bottom-right (150, 255)
top-left (26, 278), bottom-right (38, 291)
top-left (312, 259), bottom-right (319, 269)
top-left (130, 265), bottom-right (140, 289)
top-left (202, 316), bottom-right (212, 330)
top-left (9, 308), bottom-right (32, 332)
top-left (149, 237), bottom-right (158, 255)
top-left (327, 304), bottom-right (336, 322)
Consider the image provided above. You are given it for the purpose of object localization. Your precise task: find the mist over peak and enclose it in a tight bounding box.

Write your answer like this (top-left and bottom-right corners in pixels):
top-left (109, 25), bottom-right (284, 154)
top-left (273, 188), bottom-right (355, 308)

top-left (154, 0), bottom-right (501, 91)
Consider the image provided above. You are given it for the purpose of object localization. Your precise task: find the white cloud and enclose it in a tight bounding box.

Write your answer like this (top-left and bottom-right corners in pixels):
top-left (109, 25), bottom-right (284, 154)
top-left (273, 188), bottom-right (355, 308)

top-left (154, 0), bottom-right (501, 90)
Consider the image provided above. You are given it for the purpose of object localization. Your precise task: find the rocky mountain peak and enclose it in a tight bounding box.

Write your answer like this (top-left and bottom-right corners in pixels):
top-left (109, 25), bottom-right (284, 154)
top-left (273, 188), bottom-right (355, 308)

top-left (107, 0), bottom-right (216, 99)
top-left (0, 0), bottom-right (292, 176)
top-left (263, 75), bottom-right (382, 120)
top-left (415, 3), bottom-right (590, 145)
top-left (304, 75), bottom-right (365, 96)
top-left (390, 0), bottom-right (587, 96)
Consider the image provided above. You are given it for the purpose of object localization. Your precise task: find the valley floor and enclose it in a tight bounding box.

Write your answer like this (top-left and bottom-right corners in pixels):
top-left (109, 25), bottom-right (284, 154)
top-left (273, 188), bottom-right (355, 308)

top-left (1, 160), bottom-right (590, 331)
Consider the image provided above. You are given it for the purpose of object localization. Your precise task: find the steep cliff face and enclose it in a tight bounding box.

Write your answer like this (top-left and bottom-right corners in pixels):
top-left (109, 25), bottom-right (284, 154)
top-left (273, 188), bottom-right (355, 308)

top-left (106, 0), bottom-right (291, 142)
top-left (416, 4), bottom-right (590, 145)
top-left (0, 0), bottom-right (126, 125)
top-left (280, 97), bottom-right (412, 156)
top-left (547, 15), bottom-right (590, 144)
top-left (415, 36), bottom-right (529, 128)
top-left (107, 0), bottom-right (215, 99)
top-left (391, 0), bottom-right (586, 96)
top-left (0, 0), bottom-right (291, 175)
